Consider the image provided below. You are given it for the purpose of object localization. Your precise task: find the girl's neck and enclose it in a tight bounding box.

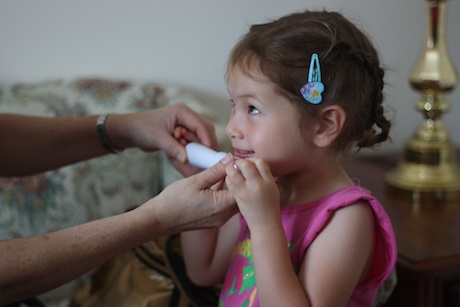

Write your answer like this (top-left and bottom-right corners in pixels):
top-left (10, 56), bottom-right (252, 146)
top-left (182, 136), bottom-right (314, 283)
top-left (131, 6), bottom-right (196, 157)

top-left (277, 161), bottom-right (353, 206)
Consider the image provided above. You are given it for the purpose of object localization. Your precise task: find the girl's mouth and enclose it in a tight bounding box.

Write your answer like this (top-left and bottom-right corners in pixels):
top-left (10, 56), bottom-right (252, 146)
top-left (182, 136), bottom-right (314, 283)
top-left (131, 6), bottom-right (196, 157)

top-left (234, 149), bottom-right (255, 159)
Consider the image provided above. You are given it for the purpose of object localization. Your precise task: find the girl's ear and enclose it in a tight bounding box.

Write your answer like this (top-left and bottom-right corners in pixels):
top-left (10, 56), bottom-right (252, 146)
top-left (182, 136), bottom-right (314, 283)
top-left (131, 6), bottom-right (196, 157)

top-left (312, 105), bottom-right (346, 148)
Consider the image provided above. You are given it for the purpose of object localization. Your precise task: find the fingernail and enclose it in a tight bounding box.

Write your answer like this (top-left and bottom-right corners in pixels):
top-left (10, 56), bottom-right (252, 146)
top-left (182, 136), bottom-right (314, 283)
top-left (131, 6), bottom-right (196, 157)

top-left (177, 152), bottom-right (186, 163)
top-left (220, 153), bottom-right (232, 165)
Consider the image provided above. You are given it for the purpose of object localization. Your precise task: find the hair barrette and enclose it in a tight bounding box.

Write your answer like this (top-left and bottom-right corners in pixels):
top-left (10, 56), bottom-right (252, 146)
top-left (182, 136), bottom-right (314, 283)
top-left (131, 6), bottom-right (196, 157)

top-left (300, 53), bottom-right (324, 104)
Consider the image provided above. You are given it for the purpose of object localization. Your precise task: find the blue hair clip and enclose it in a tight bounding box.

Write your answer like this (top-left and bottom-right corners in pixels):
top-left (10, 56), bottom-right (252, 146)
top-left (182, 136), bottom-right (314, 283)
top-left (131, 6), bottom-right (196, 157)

top-left (300, 53), bottom-right (324, 104)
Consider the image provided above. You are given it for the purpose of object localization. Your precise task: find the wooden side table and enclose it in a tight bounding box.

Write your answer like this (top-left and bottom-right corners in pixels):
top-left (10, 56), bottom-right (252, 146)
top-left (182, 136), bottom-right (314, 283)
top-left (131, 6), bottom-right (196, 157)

top-left (344, 152), bottom-right (460, 307)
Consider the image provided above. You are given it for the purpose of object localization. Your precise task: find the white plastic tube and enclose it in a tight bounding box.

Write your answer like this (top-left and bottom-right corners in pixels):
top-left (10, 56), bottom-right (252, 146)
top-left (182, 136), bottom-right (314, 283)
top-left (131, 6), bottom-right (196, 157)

top-left (185, 142), bottom-right (227, 169)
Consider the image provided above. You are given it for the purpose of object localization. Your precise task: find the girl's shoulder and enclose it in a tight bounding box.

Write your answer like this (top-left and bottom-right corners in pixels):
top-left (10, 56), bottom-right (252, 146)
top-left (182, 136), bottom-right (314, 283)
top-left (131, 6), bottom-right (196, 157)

top-left (280, 185), bottom-right (375, 214)
top-left (318, 186), bottom-right (397, 287)
top-left (295, 185), bottom-right (393, 234)
top-left (297, 185), bottom-right (397, 286)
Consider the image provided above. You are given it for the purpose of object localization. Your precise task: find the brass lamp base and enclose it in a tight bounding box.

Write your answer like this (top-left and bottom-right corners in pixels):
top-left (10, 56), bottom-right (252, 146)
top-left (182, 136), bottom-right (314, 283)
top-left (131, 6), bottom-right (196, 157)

top-left (385, 0), bottom-right (460, 204)
top-left (385, 140), bottom-right (460, 204)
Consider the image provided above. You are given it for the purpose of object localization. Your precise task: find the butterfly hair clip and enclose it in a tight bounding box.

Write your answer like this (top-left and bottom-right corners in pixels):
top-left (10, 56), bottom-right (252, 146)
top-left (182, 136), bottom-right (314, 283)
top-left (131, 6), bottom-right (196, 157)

top-left (300, 53), bottom-right (324, 104)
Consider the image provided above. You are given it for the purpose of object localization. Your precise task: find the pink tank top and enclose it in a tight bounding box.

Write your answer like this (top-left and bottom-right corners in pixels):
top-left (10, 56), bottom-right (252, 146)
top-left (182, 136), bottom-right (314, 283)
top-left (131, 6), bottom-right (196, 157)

top-left (218, 185), bottom-right (397, 307)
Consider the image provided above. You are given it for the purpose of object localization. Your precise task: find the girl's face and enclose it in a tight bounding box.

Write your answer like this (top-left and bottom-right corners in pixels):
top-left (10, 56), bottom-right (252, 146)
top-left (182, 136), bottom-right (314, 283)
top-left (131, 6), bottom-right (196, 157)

top-left (226, 67), bottom-right (312, 177)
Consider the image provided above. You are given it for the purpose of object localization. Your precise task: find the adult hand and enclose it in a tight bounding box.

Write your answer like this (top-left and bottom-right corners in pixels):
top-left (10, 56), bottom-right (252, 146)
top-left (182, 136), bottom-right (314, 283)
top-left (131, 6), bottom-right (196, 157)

top-left (0, 104), bottom-right (216, 176)
top-left (0, 154), bottom-right (235, 306)
top-left (167, 126), bottom-right (209, 177)
top-left (138, 153), bottom-right (237, 236)
top-left (108, 104), bottom-right (218, 163)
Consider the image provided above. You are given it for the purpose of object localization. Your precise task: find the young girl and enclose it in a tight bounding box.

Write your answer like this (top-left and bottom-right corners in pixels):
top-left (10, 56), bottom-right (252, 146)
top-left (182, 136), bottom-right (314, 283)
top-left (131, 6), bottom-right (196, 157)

top-left (181, 10), bottom-right (397, 307)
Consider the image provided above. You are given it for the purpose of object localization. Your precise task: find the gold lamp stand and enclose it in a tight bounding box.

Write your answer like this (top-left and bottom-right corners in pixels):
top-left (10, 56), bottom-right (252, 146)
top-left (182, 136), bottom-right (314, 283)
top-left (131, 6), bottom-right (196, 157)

top-left (385, 0), bottom-right (460, 203)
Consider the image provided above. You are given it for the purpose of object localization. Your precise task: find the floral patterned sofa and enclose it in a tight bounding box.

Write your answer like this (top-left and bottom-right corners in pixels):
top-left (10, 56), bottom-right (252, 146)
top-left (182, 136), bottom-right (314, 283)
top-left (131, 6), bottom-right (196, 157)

top-left (0, 78), bottom-right (230, 305)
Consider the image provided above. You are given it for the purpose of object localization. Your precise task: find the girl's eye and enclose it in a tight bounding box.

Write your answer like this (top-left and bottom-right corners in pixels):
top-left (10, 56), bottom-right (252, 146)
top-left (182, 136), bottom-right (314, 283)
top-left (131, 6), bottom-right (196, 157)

top-left (248, 105), bottom-right (260, 114)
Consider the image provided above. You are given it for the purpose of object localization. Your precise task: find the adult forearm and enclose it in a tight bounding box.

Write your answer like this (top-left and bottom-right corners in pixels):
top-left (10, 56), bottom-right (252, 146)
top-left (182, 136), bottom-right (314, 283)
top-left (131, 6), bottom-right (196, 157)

top-left (0, 153), bottom-right (236, 304)
top-left (0, 208), bottom-right (153, 305)
top-left (0, 114), bottom-right (107, 176)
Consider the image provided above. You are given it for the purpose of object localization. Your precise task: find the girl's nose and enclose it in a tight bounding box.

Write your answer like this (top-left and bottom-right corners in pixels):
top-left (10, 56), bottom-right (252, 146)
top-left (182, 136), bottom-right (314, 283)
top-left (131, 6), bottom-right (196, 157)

top-left (226, 117), bottom-right (243, 139)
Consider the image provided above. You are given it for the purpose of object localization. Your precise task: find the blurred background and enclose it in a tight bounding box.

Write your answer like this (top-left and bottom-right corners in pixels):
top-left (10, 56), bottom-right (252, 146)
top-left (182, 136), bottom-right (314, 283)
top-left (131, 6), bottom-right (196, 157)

top-left (1, 0), bottom-right (459, 153)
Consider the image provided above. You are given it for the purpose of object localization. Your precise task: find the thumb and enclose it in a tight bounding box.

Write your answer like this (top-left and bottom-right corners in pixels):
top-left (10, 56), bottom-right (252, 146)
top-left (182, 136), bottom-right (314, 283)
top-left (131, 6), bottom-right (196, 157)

top-left (159, 134), bottom-right (187, 163)
top-left (194, 153), bottom-right (234, 189)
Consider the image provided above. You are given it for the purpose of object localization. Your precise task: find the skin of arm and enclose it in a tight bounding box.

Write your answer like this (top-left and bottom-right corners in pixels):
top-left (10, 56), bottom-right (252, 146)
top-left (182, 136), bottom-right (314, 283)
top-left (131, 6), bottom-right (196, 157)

top-left (0, 104), bottom-right (233, 304)
top-left (0, 155), bottom-right (237, 305)
top-left (0, 104), bottom-right (218, 176)
top-left (181, 214), bottom-right (241, 287)
top-left (225, 158), bottom-right (375, 307)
